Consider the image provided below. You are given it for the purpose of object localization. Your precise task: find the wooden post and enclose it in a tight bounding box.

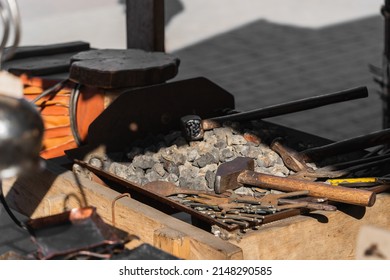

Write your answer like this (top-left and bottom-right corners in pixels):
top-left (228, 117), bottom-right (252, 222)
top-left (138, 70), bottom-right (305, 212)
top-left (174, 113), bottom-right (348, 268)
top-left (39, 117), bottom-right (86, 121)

top-left (126, 0), bottom-right (165, 52)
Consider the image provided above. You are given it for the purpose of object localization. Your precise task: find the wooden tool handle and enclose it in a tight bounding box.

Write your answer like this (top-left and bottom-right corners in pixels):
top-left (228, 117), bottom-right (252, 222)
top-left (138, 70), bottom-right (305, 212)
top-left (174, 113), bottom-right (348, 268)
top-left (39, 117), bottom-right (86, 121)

top-left (239, 170), bottom-right (376, 207)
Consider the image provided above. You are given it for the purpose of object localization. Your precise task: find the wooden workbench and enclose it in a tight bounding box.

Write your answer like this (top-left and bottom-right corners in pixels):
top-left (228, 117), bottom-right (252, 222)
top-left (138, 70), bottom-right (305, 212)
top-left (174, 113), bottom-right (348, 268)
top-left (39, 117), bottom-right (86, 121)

top-left (2, 158), bottom-right (390, 260)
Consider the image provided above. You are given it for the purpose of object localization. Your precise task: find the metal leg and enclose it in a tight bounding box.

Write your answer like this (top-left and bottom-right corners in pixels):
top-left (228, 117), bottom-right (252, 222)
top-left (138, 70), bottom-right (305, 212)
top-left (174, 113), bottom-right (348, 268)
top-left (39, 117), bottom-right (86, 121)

top-left (126, 0), bottom-right (165, 51)
top-left (0, 180), bottom-right (29, 232)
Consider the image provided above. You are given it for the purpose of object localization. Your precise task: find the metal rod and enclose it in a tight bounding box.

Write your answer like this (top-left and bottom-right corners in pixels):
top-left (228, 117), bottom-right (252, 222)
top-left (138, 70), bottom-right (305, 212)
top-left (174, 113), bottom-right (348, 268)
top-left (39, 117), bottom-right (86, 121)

top-left (382, 1), bottom-right (390, 128)
top-left (207, 86), bottom-right (368, 124)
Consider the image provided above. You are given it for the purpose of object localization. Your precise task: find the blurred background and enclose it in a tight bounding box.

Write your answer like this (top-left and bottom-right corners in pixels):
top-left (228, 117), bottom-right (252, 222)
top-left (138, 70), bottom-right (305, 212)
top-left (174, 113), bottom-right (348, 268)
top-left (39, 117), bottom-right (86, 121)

top-left (14, 0), bottom-right (388, 141)
top-left (17, 0), bottom-right (383, 51)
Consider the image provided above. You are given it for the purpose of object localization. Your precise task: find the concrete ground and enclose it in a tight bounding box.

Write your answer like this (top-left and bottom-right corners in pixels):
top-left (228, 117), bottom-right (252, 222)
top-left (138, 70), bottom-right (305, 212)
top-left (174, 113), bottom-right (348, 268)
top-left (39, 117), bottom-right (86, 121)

top-left (0, 0), bottom-right (388, 257)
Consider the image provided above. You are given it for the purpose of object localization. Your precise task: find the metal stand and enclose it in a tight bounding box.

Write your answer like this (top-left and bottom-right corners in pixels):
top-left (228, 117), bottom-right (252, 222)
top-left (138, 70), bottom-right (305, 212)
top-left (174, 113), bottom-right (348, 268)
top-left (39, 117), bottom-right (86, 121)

top-left (382, 1), bottom-right (390, 128)
top-left (0, 181), bottom-right (29, 231)
top-left (126, 0), bottom-right (165, 51)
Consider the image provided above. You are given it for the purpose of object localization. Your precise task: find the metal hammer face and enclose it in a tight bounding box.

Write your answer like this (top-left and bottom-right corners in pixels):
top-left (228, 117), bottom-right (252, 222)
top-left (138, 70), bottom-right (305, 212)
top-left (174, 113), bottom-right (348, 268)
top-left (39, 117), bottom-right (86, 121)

top-left (215, 157), bottom-right (255, 194)
top-left (180, 115), bottom-right (204, 141)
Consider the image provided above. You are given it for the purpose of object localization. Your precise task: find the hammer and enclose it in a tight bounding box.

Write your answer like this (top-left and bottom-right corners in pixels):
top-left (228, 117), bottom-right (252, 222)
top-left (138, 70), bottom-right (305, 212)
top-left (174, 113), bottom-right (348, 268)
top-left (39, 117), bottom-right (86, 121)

top-left (214, 157), bottom-right (376, 207)
top-left (181, 86), bottom-right (368, 141)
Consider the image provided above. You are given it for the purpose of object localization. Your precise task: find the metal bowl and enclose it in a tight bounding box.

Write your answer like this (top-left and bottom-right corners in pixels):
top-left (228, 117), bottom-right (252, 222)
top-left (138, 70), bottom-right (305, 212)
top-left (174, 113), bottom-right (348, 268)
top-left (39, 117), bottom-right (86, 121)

top-left (0, 95), bottom-right (44, 178)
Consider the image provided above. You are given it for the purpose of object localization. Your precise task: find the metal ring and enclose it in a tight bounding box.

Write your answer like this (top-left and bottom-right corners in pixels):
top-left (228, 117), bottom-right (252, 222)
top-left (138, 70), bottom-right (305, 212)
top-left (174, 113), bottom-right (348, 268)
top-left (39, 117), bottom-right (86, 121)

top-left (69, 83), bottom-right (83, 146)
top-left (111, 193), bottom-right (131, 227)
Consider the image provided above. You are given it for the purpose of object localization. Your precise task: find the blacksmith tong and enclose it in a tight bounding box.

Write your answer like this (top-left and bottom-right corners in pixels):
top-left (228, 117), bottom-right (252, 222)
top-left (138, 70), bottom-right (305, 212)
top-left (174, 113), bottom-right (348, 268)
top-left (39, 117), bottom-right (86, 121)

top-left (181, 86), bottom-right (368, 141)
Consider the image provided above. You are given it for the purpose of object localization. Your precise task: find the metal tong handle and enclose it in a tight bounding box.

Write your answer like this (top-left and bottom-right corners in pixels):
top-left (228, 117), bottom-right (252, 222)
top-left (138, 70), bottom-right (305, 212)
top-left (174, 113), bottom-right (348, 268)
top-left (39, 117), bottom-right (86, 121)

top-left (206, 86), bottom-right (368, 125)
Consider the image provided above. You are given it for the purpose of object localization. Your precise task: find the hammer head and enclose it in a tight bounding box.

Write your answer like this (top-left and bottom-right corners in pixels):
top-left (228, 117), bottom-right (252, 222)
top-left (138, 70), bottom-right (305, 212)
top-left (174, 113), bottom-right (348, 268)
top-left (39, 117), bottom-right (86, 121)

top-left (215, 157), bottom-right (255, 194)
top-left (270, 138), bottom-right (307, 172)
top-left (180, 115), bottom-right (204, 141)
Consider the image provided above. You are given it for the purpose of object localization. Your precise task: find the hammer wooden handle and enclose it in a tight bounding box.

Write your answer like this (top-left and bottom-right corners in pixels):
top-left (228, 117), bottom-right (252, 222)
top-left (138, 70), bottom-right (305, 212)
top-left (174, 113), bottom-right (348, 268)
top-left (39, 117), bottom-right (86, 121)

top-left (238, 170), bottom-right (376, 207)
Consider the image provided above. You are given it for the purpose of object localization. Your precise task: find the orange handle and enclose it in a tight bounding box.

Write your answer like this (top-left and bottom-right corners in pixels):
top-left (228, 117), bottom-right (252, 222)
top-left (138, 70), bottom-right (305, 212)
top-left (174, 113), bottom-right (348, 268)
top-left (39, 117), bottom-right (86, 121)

top-left (239, 171), bottom-right (376, 207)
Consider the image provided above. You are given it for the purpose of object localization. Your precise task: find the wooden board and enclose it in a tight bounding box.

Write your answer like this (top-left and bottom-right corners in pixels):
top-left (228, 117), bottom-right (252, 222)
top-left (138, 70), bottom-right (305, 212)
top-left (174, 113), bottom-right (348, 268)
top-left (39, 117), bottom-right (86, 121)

top-left (229, 196), bottom-right (390, 259)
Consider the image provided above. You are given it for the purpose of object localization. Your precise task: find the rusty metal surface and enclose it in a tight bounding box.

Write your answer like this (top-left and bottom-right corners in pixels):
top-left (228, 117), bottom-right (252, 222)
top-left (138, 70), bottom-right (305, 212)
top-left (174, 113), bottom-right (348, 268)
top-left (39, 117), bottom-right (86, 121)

top-left (27, 207), bottom-right (126, 259)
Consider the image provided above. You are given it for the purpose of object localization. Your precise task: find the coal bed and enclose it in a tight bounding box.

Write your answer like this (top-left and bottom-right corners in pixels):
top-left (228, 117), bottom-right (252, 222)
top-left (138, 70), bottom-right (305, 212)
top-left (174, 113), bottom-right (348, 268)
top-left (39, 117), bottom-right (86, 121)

top-left (84, 120), bottom-right (291, 193)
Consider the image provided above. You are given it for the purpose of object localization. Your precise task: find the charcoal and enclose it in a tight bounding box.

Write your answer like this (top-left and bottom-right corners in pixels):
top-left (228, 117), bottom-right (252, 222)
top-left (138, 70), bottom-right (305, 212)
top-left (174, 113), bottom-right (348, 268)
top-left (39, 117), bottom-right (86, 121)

top-left (109, 162), bottom-right (134, 178)
top-left (193, 177), bottom-right (208, 191)
top-left (89, 157), bottom-right (104, 169)
top-left (171, 152), bottom-right (187, 165)
top-left (246, 146), bottom-right (262, 158)
top-left (194, 152), bottom-right (217, 168)
top-left (205, 170), bottom-right (216, 190)
top-left (203, 130), bottom-right (218, 145)
top-left (230, 135), bottom-right (247, 145)
top-left (178, 176), bottom-right (193, 189)
top-left (256, 155), bottom-right (273, 168)
top-left (152, 162), bottom-right (166, 177)
top-left (186, 149), bottom-right (199, 162)
top-left (165, 173), bottom-right (179, 184)
top-left (270, 164), bottom-right (290, 176)
top-left (162, 160), bottom-right (180, 177)
top-left (179, 176), bottom-right (208, 191)
top-left (199, 163), bottom-right (218, 174)
top-left (209, 148), bottom-right (220, 162)
top-left (98, 121), bottom-right (292, 190)
top-left (134, 167), bottom-right (145, 177)
top-left (234, 145), bottom-right (249, 156)
top-left (132, 154), bottom-right (156, 170)
top-left (126, 174), bottom-right (142, 185)
top-left (213, 127), bottom-right (232, 142)
top-left (219, 147), bottom-right (234, 162)
top-left (214, 140), bottom-right (227, 149)
top-left (145, 170), bottom-right (164, 182)
top-left (179, 163), bottom-right (199, 178)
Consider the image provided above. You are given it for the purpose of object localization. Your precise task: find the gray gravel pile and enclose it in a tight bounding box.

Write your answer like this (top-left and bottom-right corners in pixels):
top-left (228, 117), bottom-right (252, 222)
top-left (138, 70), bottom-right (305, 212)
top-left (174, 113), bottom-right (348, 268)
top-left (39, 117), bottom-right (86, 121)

top-left (87, 121), bottom-right (291, 192)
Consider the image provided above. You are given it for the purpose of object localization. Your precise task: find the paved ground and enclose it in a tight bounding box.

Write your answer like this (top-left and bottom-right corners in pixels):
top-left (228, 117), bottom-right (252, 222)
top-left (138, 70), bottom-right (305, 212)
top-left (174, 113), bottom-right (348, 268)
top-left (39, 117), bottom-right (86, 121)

top-left (0, 0), bottom-right (388, 257)
top-left (172, 15), bottom-right (384, 141)
top-left (14, 1), bottom-right (387, 140)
